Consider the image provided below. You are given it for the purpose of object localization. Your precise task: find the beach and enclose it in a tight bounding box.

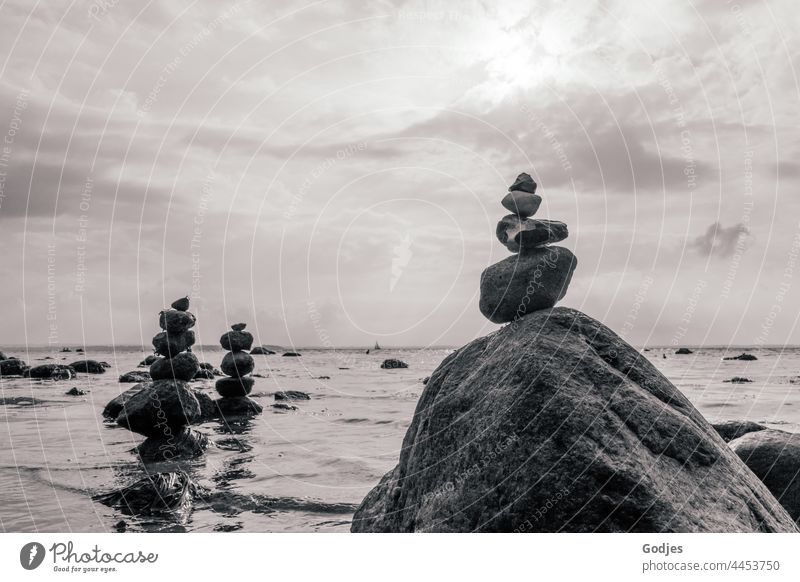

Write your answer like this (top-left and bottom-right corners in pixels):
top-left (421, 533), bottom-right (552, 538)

top-left (1, 344), bottom-right (798, 533)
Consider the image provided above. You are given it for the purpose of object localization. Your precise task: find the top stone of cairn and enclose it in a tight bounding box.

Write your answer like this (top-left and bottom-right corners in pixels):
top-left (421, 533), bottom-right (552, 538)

top-left (509, 172), bottom-right (537, 193)
top-left (171, 296), bottom-right (190, 311)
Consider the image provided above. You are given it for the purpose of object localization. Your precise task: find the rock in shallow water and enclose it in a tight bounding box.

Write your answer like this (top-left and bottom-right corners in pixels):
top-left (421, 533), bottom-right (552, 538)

top-left (712, 420), bottom-right (767, 443)
top-left (216, 376), bottom-right (255, 397)
top-left (479, 246), bottom-right (577, 324)
top-left (0, 358), bottom-right (28, 376)
top-left (115, 379), bottom-right (201, 437)
top-left (730, 429), bottom-right (800, 522)
top-left (250, 346), bottom-right (276, 355)
top-left (70, 359), bottom-right (109, 374)
top-left (215, 396), bottom-right (263, 418)
top-left (149, 351), bottom-right (200, 381)
top-left (380, 359), bottom-right (408, 369)
top-left (119, 370), bottom-right (151, 383)
top-left (274, 390), bottom-right (310, 401)
top-left (351, 308), bottom-right (797, 533)
top-left (93, 471), bottom-right (196, 520)
top-left (24, 364), bottom-right (77, 380)
top-left (136, 428), bottom-right (210, 462)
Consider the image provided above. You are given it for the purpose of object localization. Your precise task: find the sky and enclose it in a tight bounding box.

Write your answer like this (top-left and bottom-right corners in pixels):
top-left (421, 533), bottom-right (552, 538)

top-left (0, 0), bottom-right (799, 349)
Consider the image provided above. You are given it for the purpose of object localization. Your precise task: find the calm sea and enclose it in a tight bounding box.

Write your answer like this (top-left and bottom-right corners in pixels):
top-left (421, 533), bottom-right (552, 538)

top-left (1, 345), bottom-right (798, 532)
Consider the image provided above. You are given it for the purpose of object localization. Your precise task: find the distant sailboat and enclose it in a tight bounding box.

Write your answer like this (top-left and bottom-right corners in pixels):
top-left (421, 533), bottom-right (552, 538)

top-left (374, 341), bottom-right (381, 350)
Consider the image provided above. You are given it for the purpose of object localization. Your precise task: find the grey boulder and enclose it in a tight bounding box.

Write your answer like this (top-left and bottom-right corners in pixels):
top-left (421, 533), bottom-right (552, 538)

top-left (115, 379), bottom-right (201, 437)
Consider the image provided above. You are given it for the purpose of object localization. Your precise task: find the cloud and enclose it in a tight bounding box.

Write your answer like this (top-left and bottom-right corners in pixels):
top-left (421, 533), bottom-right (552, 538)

top-left (689, 222), bottom-right (750, 259)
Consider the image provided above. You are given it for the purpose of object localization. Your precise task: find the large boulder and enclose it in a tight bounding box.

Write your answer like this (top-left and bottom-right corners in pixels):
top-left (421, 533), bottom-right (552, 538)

top-left (103, 384), bottom-right (148, 418)
top-left (149, 352), bottom-right (200, 381)
top-left (0, 358), bottom-right (28, 376)
top-left (730, 429), bottom-right (800, 522)
top-left (479, 246), bottom-right (577, 324)
top-left (70, 359), bottom-right (108, 374)
top-left (115, 379), bottom-right (201, 437)
top-left (351, 308), bottom-right (797, 533)
top-left (24, 364), bottom-right (76, 380)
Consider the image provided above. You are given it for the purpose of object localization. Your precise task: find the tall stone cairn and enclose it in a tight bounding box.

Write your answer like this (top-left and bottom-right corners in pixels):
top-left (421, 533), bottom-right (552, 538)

top-left (215, 323), bottom-right (263, 417)
top-left (478, 172), bottom-right (578, 323)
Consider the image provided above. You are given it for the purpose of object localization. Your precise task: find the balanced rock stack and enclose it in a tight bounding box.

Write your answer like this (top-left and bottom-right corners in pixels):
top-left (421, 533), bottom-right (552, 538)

top-left (151, 296), bottom-right (200, 381)
top-left (479, 172), bottom-right (577, 323)
top-left (113, 296), bottom-right (208, 462)
top-left (215, 323), bottom-right (263, 417)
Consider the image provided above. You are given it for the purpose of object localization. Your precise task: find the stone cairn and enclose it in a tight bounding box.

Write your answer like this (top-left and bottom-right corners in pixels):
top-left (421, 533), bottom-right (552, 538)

top-left (479, 172), bottom-right (578, 323)
top-left (216, 323), bottom-right (263, 417)
top-left (111, 296), bottom-right (208, 462)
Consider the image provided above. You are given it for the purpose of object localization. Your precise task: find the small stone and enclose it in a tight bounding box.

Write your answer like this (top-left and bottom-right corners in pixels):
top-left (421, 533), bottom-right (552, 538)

top-left (501, 191), bottom-right (542, 218)
top-left (231, 323), bottom-right (247, 331)
top-left (220, 351), bottom-right (255, 377)
top-left (149, 351), bottom-right (200, 381)
top-left (170, 296), bottom-right (190, 311)
top-left (272, 403), bottom-right (298, 411)
top-left (219, 330), bottom-right (254, 352)
top-left (66, 387), bottom-right (88, 396)
top-left (251, 346), bottom-right (276, 355)
top-left (152, 330), bottom-right (196, 358)
top-left (496, 215), bottom-right (568, 253)
top-left (723, 353), bottom-right (758, 361)
top-left (509, 172), bottom-right (537, 193)
top-left (675, 348), bottom-right (693, 355)
top-left (479, 246), bottom-right (577, 323)
top-left (159, 310), bottom-right (196, 333)
top-left (216, 376), bottom-right (255, 397)
top-left (282, 352), bottom-right (302, 357)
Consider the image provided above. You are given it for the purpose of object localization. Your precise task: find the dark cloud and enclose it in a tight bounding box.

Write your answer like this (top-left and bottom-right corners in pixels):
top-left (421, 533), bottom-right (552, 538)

top-left (689, 222), bottom-right (750, 259)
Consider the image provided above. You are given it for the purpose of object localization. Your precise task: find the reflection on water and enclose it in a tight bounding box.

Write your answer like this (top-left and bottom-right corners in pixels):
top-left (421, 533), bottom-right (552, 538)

top-left (1, 345), bottom-right (799, 531)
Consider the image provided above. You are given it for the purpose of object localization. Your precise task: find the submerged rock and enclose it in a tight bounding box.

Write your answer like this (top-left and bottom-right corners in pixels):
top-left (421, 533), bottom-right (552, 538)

top-left (724, 353), bottom-right (758, 361)
top-left (478, 246), bottom-right (577, 324)
top-left (70, 359), bottom-right (108, 374)
top-left (65, 387), bottom-right (88, 396)
top-left (282, 351), bottom-right (302, 357)
top-left (675, 348), bottom-right (693, 355)
top-left (724, 377), bottom-right (753, 384)
top-left (251, 346), bottom-right (276, 355)
top-left (272, 403), bottom-right (298, 411)
top-left (149, 351), bottom-right (200, 381)
top-left (136, 428), bottom-right (210, 462)
top-left (730, 429), bottom-right (800, 522)
top-left (93, 471), bottom-right (197, 520)
top-left (351, 308), bottom-right (797, 533)
top-left (215, 397), bottom-right (263, 418)
top-left (380, 359), bottom-right (409, 369)
top-left (274, 390), bottom-right (310, 401)
top-left (712, 420), bottom-right (767, 443)
top-left (0, 358), bottom-right (28, 376)
top-left (119, 370), bottom-right (151, 383)
top-left (115, 380), bottom-right (201, 437)
top-left (24, 364), bottom-right (76, 380)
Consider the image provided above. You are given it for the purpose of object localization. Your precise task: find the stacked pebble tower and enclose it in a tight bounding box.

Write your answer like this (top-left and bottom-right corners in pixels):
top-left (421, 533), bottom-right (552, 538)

top-left (479, 172), bottom-right (578, 323)
top-left (216, 323), bottom-right (263, 417)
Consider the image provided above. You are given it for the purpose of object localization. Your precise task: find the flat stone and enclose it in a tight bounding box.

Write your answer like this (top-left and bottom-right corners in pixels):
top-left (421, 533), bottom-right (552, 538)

top-left (509, 172), bottom-right (537, 193)
top-left (479, 246), bottom-right (577, 323)
top-left (496, 215), bottom-right (567, 253)
top-left (501, 191), bottom-right (542, 218)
